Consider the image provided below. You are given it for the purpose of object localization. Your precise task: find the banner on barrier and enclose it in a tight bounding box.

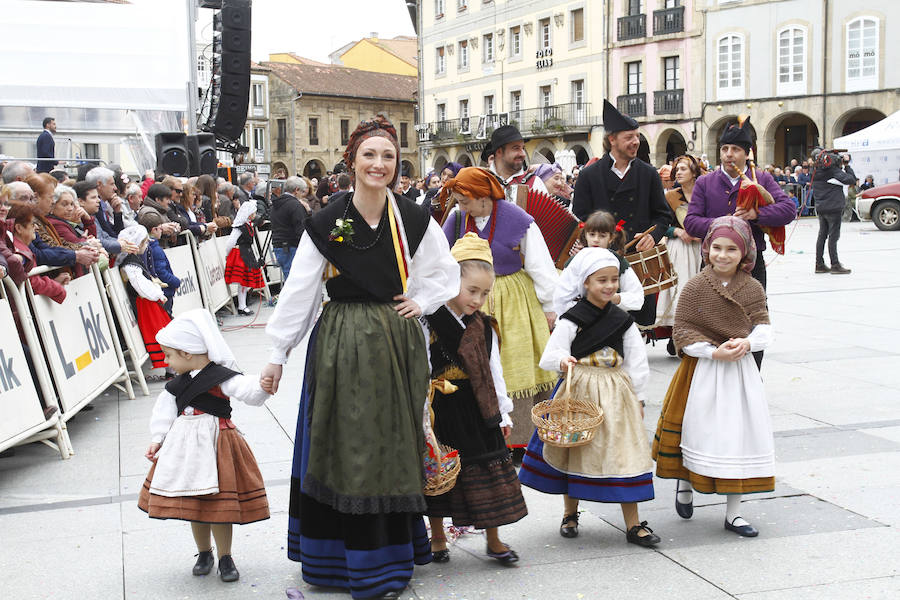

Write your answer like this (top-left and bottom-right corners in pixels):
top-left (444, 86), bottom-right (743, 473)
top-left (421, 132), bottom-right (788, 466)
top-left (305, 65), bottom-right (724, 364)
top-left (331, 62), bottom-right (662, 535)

top-left (105, 268), bottom-right (149, 365)
top-left (198, 237), bottom-right (230, 311)
top-left (0, 297), bottom-right (45, 447)
top-left (30, 273), bottom-right (121, 413)
top-left (165, 244), bottom-right (203, 316)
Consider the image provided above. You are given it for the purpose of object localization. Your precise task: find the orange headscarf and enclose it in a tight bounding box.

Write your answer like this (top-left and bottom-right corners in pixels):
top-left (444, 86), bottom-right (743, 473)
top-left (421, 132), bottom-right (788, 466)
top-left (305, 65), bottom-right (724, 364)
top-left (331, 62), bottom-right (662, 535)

top-left (438, 167), bottom-right (505, 207)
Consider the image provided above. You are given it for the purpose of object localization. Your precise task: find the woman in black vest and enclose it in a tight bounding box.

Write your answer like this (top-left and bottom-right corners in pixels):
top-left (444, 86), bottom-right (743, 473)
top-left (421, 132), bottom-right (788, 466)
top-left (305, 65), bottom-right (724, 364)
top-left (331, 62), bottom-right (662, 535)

top-left (260, 117), bottom-right (460, 599)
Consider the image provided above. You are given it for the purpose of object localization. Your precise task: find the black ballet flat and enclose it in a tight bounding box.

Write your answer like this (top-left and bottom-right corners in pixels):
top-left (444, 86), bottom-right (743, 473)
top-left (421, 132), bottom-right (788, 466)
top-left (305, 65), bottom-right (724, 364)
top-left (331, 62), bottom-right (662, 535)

top-left (626, 521), bottom-right (661, 547)
top-left (725, 517), bottom-right (759, 537)
top-left (237, 308), bottom-right (253, 316)
top-left (192, 550), bottom-right (214, 576)
top-left (217, 554), bottom-right (240, 582)
top-left (675, 489), bottom-right (694, 519)
top-left (560, 513), bottom-right (579, 538)
top-left (486, 543), bottom-right (519, 565)
top-left (432, 548), bottom-right (450, 563)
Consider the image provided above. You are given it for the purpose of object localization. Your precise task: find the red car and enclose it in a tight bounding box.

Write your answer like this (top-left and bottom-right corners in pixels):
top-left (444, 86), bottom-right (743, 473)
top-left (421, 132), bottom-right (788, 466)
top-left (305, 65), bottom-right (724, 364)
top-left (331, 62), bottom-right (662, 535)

top-left (858, 182), bottom-right (900, 231)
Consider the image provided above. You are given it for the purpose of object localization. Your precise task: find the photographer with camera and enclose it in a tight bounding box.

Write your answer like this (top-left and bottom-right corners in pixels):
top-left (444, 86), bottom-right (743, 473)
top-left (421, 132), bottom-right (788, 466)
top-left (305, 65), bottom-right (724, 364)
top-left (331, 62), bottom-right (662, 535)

top-left (811, 148), bottom-right (856, 274)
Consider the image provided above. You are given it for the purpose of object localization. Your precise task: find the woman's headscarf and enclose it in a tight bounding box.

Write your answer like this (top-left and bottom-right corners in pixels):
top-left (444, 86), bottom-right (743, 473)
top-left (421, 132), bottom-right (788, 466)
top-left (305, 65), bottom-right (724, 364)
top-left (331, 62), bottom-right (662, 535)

top-left (155, 308), bottom-right (240, 371)
top-left (118, 224), bottom-right (149, 247)
top-left (441, 162), bottom-right (463, 178)
top-left (438, 167), bottom-right (505, 206)
top-left (232, 201), bottom-right (257, 228)
top-left (342, 115), bottom-right (401, 188)
top-left (533, 163), bottom-right (563, 181)
top-left (701, 216), bottom-right (757, 273)
top-left (553, 248), bottom-right (622, 315)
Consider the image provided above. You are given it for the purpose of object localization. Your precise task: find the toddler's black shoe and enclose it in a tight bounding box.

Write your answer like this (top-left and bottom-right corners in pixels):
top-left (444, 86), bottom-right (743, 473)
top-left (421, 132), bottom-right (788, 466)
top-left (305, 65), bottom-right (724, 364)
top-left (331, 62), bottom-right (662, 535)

top-left (218, 555), bottom-right (239, 582)
top-left (192, 550), bottom-right (214, 576)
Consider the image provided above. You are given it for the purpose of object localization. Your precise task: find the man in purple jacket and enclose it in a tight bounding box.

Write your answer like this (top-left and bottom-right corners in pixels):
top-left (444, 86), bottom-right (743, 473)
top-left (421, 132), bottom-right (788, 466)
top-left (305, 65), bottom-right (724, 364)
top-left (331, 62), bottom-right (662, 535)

top-left (684, 117), bottom-right (795, 290)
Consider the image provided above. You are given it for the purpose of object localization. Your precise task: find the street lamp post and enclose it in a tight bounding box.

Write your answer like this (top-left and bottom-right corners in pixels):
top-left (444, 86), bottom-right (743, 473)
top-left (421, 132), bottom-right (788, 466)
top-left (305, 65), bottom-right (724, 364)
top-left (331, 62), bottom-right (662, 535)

top-left (290, 92), bottom-right (303, 176)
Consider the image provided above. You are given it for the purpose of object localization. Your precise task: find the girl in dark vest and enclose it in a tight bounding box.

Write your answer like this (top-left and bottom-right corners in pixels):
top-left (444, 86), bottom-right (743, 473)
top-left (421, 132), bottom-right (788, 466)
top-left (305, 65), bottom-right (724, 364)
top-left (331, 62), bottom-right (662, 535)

top-left (223, 201), bottom-right (264, 315)
top-left (520, 248), bottom-right (660, 547)
top-left (652, 216), bottom-right (774, 538)
top-left (138, 309), bottom-right (270, 583)
top-left (441, 167), bottom-right (559, 450)
top-left (423, 233), bottom-right (527, 565)
top-left (117, 224), bottom-right (171, 369)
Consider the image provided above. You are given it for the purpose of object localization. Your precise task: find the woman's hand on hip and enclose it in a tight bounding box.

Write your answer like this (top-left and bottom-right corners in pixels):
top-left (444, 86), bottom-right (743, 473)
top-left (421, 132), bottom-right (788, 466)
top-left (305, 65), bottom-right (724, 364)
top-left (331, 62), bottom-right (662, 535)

top-left (260, 363), bottom-right (283, 394)
top-left (393, 295), bottom-right (422, 318)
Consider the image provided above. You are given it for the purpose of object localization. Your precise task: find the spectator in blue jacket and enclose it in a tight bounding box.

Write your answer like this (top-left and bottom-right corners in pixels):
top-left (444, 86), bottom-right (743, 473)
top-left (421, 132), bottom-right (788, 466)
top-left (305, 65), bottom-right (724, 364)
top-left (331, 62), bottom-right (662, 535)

top-left (138, 211), bottom-right (181, 315)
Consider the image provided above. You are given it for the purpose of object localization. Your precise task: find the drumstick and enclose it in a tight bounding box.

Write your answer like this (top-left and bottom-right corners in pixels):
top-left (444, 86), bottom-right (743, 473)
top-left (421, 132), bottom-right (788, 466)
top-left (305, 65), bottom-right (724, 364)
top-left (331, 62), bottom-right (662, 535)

top-left (623, 225), bottom-right (656, 251)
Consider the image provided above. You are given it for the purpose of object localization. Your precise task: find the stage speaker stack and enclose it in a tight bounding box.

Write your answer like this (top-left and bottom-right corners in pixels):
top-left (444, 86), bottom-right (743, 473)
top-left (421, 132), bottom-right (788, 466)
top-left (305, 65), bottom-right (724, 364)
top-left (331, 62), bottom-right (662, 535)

top-left (187, 133), bottom-right (218, 176)
top-left (154, 132), bottom-right (190, 176)
top-left (206, 0), bottom-right (252, 142)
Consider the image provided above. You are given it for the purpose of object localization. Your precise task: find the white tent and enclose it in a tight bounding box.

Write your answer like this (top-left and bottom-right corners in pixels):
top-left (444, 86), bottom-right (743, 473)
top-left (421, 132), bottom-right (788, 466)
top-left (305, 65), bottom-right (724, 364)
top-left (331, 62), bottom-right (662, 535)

top-left (835, 110), bottom-right (900, 186)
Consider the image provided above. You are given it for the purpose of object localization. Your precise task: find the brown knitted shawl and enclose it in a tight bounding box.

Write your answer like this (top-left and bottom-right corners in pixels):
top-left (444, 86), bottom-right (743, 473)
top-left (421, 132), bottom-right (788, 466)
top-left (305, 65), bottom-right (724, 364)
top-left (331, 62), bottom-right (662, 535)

top-left (456, 314), bottom-right (502, 428)
top-left (673, 265), bottom-right (769, 355)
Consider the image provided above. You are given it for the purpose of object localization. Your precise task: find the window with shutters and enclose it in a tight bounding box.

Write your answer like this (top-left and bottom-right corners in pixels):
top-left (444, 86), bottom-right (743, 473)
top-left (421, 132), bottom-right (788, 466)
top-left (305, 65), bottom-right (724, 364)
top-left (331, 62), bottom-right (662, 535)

top-left (571, 8), bottom-right (584, 44)
top-left (458, 40), bottom-right (469, 70)
top-left (483, 95), bottom-right (494, 116)
top-left (717, 34), bottom-right (743, 100)
top-left (436, 46), bottom-right (446, 75)
top-left (400, 122), bottom-right (409, 148)
top-left (540, 18), bottom-right (551, 50)
top-left (253, 127), bottom-right (265, 152)
top-left (483, 34), bottom-right (494, 63)
top-left (777, 26), bottom-right (806, 95)
top-left (509, 26), bottom-right (521, 58)
top-left (846, 17), bottom-right (878, 91)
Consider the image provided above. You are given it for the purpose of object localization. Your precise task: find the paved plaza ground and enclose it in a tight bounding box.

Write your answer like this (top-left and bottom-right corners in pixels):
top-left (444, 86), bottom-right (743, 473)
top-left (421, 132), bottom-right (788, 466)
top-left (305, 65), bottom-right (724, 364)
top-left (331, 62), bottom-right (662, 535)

top-left (1, 218), bottom-right (898, 599)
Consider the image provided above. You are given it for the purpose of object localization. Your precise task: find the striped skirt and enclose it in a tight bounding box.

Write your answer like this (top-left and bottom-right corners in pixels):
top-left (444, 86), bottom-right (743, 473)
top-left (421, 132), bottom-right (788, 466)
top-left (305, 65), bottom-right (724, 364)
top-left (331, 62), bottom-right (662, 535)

top-left (138, 427), bottom-right (270, 524)
top-left (288, 310), bottom-right (433, 599)
top-left (224, 247), bottom-right (264, 288)
top-left (135, 296), bottom-right (170, 368)
top-left (425, 381), bottom-right (527, 529)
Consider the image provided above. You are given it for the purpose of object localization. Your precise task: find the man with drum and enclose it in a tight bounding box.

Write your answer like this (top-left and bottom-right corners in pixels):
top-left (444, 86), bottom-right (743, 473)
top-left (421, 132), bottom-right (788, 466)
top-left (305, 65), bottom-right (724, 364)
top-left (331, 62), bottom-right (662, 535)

top-left (572, 100), bottom-right (673, 326)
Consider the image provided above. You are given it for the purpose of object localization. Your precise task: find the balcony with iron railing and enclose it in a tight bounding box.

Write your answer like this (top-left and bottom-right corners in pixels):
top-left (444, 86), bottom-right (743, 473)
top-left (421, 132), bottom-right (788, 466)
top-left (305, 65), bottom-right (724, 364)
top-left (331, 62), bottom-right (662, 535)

top-left (654, 89), bottom-right (684, 115)
top-left (418, 102), bottom-right (594, 145)
top-left (617, 93), bottom-right (646, 118)
top-left (653, 6), bottom-right (684, 36)
top-left (618, 14), bottom-right (646, 41)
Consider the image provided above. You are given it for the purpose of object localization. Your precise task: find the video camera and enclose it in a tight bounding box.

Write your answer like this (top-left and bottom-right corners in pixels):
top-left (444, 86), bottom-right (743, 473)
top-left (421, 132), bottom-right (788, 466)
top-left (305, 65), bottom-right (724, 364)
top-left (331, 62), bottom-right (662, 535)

top-left (812, 148), bottom-right (847, 170)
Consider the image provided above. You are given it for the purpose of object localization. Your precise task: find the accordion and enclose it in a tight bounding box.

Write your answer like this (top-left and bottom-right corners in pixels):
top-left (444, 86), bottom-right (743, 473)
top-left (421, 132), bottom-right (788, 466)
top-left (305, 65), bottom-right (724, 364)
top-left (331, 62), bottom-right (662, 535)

top-left (515, 186), bottom-right (581, 269)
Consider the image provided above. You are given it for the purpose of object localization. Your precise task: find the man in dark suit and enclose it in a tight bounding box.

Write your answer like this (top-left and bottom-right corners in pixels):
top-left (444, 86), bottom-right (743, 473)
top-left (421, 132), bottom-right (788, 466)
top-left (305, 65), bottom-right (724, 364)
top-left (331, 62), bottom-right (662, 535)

top-left (572, 100), bottom-right (673, 325)
top-left (397, 164), bottom-right (419, 202)
top-left (36, 117), bottom-right (57, 173)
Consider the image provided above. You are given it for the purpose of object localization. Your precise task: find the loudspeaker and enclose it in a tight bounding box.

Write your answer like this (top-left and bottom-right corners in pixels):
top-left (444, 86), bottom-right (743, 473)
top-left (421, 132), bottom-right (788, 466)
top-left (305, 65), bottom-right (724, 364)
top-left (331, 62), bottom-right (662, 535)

top-left (187, 133), bottom-right (217, 176)
top-left (207, 0), bottom-right (252, 142)
top-left (154, 132), bottom-right (189, 176)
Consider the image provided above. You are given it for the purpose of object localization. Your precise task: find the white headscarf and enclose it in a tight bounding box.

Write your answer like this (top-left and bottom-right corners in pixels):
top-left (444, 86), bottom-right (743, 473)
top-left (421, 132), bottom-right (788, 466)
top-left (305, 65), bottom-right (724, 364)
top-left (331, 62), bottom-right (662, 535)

top-left (155, 308), bottom-right (239, 371)
top-left (231, 201), bottom-right (257, 228)
top-left (118, 224), bottom-right (149, 247)
top-left (553, 248), bottom-right (622, 316)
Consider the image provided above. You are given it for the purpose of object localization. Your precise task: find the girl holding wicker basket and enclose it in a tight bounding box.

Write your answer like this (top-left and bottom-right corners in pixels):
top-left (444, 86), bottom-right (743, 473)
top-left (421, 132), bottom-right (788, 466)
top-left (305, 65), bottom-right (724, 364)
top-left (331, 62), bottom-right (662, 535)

top-left (422, 233), bottom-right (528, 565)
top-left (519, 247), bottom-right (660, 547)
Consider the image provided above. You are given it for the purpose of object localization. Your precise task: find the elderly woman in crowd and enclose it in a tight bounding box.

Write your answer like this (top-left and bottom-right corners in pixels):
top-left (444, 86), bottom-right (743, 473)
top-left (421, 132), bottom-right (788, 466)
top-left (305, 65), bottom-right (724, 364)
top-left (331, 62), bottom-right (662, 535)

top-left (533, 163), bottom-right (572, 207)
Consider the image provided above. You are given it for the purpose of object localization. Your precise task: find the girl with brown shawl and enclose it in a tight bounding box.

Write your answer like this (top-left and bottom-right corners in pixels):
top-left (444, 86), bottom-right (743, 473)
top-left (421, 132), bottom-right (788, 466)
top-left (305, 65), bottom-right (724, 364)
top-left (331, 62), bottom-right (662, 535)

top-left (423, 233), bottom-right (527, 565)
top-left (652, 216), bottom-right (774, 538)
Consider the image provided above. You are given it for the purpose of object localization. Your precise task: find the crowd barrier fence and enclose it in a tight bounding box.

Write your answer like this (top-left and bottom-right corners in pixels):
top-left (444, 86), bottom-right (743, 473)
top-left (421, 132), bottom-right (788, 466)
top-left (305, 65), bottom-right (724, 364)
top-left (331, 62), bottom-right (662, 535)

top-left (1, 229), bottom-right (249, 458)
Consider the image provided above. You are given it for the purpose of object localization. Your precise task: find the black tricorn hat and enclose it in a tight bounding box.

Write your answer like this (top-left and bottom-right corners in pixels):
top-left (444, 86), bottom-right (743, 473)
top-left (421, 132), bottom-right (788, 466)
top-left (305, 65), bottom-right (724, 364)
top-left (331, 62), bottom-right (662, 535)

top-left (720, 115), bottom-right (753, 152)
top-left (602, 99), bottom-right (639, 133)
top-left (489, 125), bottom-right (525, 152)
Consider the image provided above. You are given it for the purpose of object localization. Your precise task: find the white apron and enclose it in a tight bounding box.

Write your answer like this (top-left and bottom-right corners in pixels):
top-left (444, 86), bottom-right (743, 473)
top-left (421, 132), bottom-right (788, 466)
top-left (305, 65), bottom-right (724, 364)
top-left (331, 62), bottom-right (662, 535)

top-left (149, 412), bottom-right (220, 497)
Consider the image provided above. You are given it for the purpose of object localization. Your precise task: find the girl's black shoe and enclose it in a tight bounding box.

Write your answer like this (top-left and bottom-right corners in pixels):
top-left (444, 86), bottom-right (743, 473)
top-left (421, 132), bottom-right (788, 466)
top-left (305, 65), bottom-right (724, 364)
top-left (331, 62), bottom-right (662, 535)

top-left (237, 308), bottom-right (252, 316)
top-left (626, 521), bottom-right (661, 547)
top-left (432, 548), bottom-right (450, 563)
top-left (560, 513), bottom-right (579, 538)
top-left (192, 550), bottom-right (214, 576)
top-left (486, 543), bottom-right (519, 565)
top-left (217, 555), bottom-right (239, 582)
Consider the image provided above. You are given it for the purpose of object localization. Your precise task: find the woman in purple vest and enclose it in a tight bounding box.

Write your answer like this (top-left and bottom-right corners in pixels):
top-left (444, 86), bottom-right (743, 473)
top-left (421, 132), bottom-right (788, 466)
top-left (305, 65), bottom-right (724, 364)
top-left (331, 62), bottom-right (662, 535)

top-left (441, 167), bottom-right (559, 449)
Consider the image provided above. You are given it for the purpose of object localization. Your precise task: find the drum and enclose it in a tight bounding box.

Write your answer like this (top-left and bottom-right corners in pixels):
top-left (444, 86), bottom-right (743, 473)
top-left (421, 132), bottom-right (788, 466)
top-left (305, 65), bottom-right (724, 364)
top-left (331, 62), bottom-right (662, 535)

top-left (625, 244), bottom-right (678, 296)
